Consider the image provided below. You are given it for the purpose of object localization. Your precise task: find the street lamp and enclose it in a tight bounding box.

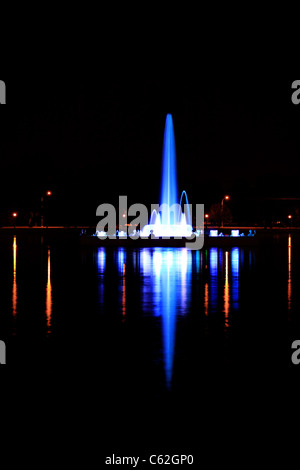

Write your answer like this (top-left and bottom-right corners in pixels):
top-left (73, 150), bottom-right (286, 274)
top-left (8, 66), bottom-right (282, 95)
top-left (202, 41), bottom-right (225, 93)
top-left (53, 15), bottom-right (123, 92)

top-left (221, 195), bottom-right (230, 227)
top-left (205, 213), bottom-right (209, 230)
top-left (12, 212), bottom-right (17, 229)
top-left (41, 190), bottom-right (52, 227)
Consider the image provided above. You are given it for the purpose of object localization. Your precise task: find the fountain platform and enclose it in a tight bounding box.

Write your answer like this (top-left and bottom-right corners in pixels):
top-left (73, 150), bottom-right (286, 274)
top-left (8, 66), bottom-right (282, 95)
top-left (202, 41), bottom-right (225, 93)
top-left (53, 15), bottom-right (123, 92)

top-left (79, 233), bottom-right (259, 248)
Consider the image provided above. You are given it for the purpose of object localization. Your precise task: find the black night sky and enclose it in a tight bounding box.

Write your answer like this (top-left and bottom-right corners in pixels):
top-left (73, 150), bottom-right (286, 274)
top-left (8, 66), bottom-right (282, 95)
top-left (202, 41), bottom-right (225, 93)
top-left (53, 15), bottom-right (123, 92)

top-left (1, 56), bottom-right (299, 226)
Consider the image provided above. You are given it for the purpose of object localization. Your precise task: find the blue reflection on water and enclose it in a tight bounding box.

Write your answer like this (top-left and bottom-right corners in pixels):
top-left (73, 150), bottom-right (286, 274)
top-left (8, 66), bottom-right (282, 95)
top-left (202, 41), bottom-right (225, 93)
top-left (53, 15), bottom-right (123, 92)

top-left (117, 248), bottom-right (126, 274)
top-left (97, 248), bottom-right (106, 306)
top-left (95, 245), bottom-right (244, 390)
top-left (209, 248), bottom-right (218, 313)
top-left (140, 248), bottom-right (192, 389)
top-left (97, 248), bottom-right (106, 274)
top-left (231, 248), bottom-right (239, 310)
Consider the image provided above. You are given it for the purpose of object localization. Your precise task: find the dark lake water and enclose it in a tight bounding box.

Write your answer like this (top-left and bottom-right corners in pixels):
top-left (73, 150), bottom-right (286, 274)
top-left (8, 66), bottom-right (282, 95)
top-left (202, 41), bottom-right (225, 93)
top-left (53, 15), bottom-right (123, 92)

top-left (1, 232), bottom-right (298, 382)
top-left (1, 232), bottom-right (299, 453)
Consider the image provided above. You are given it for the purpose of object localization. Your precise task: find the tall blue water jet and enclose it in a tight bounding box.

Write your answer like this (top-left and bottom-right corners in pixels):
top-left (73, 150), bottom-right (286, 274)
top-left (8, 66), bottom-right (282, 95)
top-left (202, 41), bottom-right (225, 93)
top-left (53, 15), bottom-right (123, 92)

top-left (141, 114), bottom-right (193, 237)
top-left (160, 114), bottom-right (178, 226)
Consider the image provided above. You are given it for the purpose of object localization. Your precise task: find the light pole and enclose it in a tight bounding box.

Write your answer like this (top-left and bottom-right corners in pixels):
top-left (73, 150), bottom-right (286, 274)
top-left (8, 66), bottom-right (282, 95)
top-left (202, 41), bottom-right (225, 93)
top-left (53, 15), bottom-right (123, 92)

top-left (41, 191), bottom-right (52, 227)
top-left (205, 213), bottom-right (209, 231)
top-left (12, 212), bottom-right (17, 229)
top-left (221, 195), bottom-right (230, 228)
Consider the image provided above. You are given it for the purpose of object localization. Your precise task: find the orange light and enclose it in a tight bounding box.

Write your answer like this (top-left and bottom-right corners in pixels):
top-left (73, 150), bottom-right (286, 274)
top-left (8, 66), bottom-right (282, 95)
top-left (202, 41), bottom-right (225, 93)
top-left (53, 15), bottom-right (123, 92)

top-left (204, 282), bottom-right (209, 317)
top-left (288, 235), bottom-right (292, 311)
top-left (46, 248), bottom-right (52, 335)
top-left (205, 214), bottom-right (209, 219)
top-left (12, 212), bottom-right (17, 218)
top-left (225, 195), bottom-right (230, 200)
top-left (288, 215), bottom-right (292, 219)
top-left (12, 236), bottom-right (17, 319)
top-left (46, 191), bottom-right (52, 196)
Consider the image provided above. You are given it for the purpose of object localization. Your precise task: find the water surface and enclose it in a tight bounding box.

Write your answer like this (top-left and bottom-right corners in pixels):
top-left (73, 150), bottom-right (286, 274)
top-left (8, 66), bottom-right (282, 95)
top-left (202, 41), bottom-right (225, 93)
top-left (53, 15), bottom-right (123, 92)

top-left (0, 233), bottom-right (298, 390)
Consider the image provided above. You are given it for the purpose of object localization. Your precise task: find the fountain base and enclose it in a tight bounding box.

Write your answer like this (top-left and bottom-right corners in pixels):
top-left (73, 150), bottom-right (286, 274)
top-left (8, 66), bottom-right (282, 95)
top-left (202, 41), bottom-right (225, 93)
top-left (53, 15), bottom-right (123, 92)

top-left (141, 223), bottom-right (193, 238)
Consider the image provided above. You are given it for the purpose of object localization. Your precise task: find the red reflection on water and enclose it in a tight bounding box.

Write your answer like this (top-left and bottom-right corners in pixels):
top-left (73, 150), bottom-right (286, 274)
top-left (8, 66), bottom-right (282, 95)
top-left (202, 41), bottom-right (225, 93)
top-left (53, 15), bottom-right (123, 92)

top-left (12, 236), bottom-right (17, 321)
top-left (288, 235), bottom-right (292, 313)
top-left (46, 248), bottom-right (52, 334)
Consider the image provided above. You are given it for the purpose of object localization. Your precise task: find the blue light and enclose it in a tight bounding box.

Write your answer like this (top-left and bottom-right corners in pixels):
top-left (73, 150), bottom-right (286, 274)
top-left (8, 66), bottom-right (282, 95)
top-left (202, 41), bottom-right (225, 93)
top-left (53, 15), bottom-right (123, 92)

top-left (178, 249), bottom-right (192, 312)
top-left (117, 248), bottom-right (126, 273)
top-left (209, 248), bottom-right (218, 312)
top-left (160, 114), bottom-right (178, 225)
top-left (179, 190), bottom-right (192, 227)
top-left (140, 247), bottom-right (192, 389)
top-left (209, 230), bottom-right (218, 237)
top-left (97, 248), bottom-right (106, 308)
top-left (195, 250), bottom-right (201, 272)
top-left (231, 230), bottom-right (240, 237)
top-left (97, 248), bottom-right (106, 274)
top-left (141, 115), bottom-right (193, 238)
top-left (161, 256), bottom-right (176, 389)
top-left (231, 248), bottom-right (239, 309)
top-left (210, 248), bottom-right (218, 273)
top-left (141, 248), bottom-right (158, 315)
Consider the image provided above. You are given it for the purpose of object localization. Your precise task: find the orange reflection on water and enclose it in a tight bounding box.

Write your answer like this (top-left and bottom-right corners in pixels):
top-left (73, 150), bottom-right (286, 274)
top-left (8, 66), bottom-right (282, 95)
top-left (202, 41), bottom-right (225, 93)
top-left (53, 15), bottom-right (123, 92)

top-left (224, 251), bottom-right (229, 329)
top-left (288, 235), bottom-right (292, 312)
top-left (122, 263), bottom-right (126, 320)
top-left (46, 248), bottom-right (52, 334)
top-left (204, 283), bottom-right (209, 316)
top-left (12, 236), bottom-right (17, 320)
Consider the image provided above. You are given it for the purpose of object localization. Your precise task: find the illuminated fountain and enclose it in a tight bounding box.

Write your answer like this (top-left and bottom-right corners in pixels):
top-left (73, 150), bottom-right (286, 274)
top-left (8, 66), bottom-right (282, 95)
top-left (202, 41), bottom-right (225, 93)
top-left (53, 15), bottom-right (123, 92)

top-left (141, 114), bottom-right (193, 238)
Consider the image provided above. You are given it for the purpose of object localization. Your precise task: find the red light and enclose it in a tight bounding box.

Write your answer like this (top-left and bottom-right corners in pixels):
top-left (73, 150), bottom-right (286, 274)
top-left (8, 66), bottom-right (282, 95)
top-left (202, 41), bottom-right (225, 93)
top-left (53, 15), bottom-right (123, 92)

top-left (46, 191), bottom-right (52, 196)
top-left (288, 215), bottom-right (292, 219)
top-left (205, 214), bottom-right (209, 218)
top-left (225, 195), bottom-right (230, 200)
top-left (12, 212), bottom-right (17, 218)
